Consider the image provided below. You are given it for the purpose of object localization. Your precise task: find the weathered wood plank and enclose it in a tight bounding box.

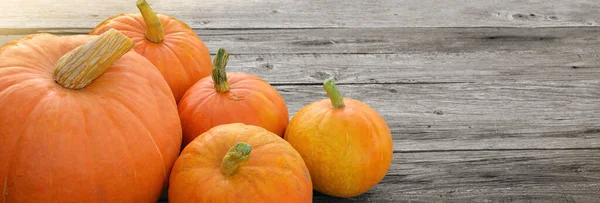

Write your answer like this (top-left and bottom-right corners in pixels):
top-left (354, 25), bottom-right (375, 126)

top-left (1, 28), bottom-right (599, 85)
top-left (198, 27), bottom-right (600, 55)
top-left (1, 0), bottom-right (599, 29)
top-left (158, 150), bottom-right (600, 202)
top-left (223, 52), bottom-right (600, 85)
top-left (313, 149), bottom-right (600, 202)
top-left (3, 27), bottom-right (600, 55)
top-left (276, 83), bottom-right (600, 151)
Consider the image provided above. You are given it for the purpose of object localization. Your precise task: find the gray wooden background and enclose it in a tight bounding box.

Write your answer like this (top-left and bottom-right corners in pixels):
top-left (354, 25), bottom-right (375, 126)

top-left (1, 0), bottom-right (599, 202)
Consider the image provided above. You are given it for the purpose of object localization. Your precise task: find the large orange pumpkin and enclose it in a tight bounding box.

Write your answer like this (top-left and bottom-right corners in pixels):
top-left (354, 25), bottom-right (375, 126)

top-left (0, 29), bottom-right (182, 202)
top-left (284, 79), bottom-right (393, 198)
top-left (178, 48), bottom-right (289, 147)
top-left (169, 123), bottom-right (312, 203)
top-left (90, 0), bottom-right (212, 102)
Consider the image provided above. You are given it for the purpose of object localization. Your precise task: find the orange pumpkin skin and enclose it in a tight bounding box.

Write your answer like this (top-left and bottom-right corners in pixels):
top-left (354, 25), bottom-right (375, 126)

top-left (178, 72), bottom-right (289, 147)
top-left (90, 13), bottom-right (212, 102)
top-left (284, 98), bottom-right (393, 198)
top-left (0, 34), bottom-right (181, 202)
top-left (169, 123), bottom-right (312, 203)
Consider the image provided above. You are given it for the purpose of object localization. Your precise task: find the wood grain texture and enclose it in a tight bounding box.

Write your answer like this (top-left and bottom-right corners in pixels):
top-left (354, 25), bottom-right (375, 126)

top-left (3, 27), bottom-right (600, 55)
top-left (196, 27), bottom-right (600, 55)
top-left (221, 52), bottom-right (600, 85)
top-left (1, 0), bottom-right (600, 29)
top-left (275, 83), bottom-right (600, 151)
top-left (1, 28), bottom-right (599, 85)
top-left (313, 150), bottom-right (600, 202)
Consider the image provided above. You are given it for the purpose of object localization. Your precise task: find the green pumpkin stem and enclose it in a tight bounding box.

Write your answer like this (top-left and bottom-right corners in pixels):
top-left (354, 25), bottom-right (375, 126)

top-left (212, 48), bottom-right (230, 93)
top-left (323, 79), bottom-right (345, 108)
top-left (53, 29), bottom-right (135, 89)
top-left (220, 142), bottom-right (252, 176)
top-left (137, 0), bottom-right (164, 43)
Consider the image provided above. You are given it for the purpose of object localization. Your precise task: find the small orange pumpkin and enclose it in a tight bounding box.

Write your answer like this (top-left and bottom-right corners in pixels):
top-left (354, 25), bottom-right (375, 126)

top-left (169, 123), bottom-right (312, 203)
top-left (178, 48), bottom-right (289, 147)
top-left (0, 29), bottom-right (182, 202)
top-left (284, 79), bottom-right (393, 198)
top-left (90, 0), bottom-right (212, 102)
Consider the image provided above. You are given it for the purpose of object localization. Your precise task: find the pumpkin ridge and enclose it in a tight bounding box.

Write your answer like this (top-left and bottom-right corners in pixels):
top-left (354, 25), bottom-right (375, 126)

top-left (0, 36), bottom-right (65, 74)
top-left (179, 90), bottom-right (215, 142)
top-left (108, 96), bottom-right (168, 184)
top-left (138, 41), bottom-right (151, 57)
top-left (342, 124), bottom-right (358, 196)
top-left (3, 90), bottom-right (52, 202)
top-left (12, 46), bottom-right (55, 73)
top-left (160, 41), bottom-right (192, 87)
top-left (145, 131), bottom-right (168, 185)
top-left (313, 109), bottom-right (333, 158)
top-left (204, 95), bottom-right (220, 139)
top-left (0, 33), bottom-right (52, 54)
top-left (355, 109), bottom-right (387, 193)
top-left (185, 172), bottom-right (207, 203)
top-left (119, 18), bottom-right (147, 34)
top-left (130, 14), bottom-right (148, 32)
top-left (96, 99), bottom-right (142, 197)
top-left (357, 107), bottom-right (385, 159)
top-left (77, 100), bottom-right (103, 201)
top-left (188, 90), bottom-right (217, 115)
top-left (249, 84), bottom-right (283, 109)
top-left (358, 107), bottom-right (390, 160)
top-left (224, 91), bottom-right (259, 124)
top-left (0, 77), bottom-right (45, 98)
top-left (234, 172), bottom-right (270, 200)
top-left (1, 62), bottom-right (49, 74)
top-left (243, 91), bottom-right (273, 129)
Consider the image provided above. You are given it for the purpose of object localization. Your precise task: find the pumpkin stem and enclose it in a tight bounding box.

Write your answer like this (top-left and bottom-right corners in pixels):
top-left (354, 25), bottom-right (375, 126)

top-left (220, 142), bottom-right (252, 177)
top-left (53, 29), bottom-right (135, 89)
top-left (137, 0), bottom-right (164, 43)
top-left (212, 48), bottom-right (230, 93)
top-left (323, 79), bottom-right (345, 108)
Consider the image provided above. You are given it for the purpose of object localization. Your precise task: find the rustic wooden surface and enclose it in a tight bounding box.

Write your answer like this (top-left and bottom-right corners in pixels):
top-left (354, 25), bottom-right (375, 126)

top-left (2, 0), bottom-right (599, 202)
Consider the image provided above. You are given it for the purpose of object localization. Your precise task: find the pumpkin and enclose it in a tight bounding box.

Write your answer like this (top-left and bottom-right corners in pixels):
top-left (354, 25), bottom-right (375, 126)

top-left (169, 123), bottom-right (312, 202)
top-left (0, 29), bottom-right (182, 202)
top-left (90, 0), bottom-right (212, 102)
top-left (178, 48), bottom-right (289, 147)
top-left (284, 79), bottom-right (393, 198)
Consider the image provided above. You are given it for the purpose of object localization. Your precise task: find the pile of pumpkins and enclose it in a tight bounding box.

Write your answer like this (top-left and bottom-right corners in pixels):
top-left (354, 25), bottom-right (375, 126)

top-left (0, 0), bottom-right (393, 202)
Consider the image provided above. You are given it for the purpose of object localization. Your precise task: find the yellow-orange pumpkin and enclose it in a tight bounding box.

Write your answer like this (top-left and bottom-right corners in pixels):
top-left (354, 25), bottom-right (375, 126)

top-left (0, 29), bottom-right (182, 202)
top-left (178, 48), bottom-right (289, 147)
top-left (169, 123), bottom-right (312, 203)
top-left (90, 0), bottom-right (212, 102)
top-left (284, 79), bottom-right (393, 198)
